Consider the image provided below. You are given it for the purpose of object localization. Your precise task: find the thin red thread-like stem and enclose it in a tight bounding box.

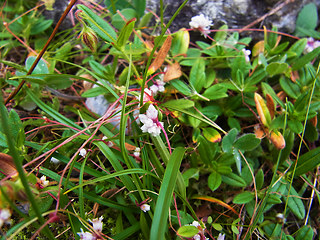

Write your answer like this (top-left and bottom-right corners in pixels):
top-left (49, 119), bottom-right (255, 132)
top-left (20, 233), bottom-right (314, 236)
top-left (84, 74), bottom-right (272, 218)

top-left (4, 0), bottom-right (78, 105)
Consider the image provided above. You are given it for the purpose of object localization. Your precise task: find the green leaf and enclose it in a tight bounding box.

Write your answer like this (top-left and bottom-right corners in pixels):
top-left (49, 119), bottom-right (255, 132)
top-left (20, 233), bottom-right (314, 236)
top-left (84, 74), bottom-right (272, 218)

top-left (234, 134), bottom-right (261, 151)
top-left (293, 146), bottom-right (320, 177)
top-left (287, 38), bottom-right (307, 59)
top-left (111, 8), bottom-right (137, 30)
top-left (287, 120), bottom-right (303, 134)
top-left (170, 79), bottom-right (192, 96)
top-left (133, 0), bottom-right (146, 18)
top-left (177, 225), bottom-right (199, 238)
top-left (279, 77), bottom-right (300, 99)
top-left (81, 87), bottom-right (107, 98)
top-left (150, 147), bottom-right (186, 240)
top-left (202, 84), bottom-right (228, 100)
top-left (117, 19), bottom-right (136, 48)
top-left (221, 173), bottom-right (247, 187)
top-left (183, 168), bottom-right (199, 187)
top-left (261, 82), bottom-right (285, 108)
top-left (44, 75), bottom-right (72, 89)
top-left (255, 169), bottom-right (264, 190)
top-left (222, 128), bottom-right (238, 153)
top-left (233, 191), bottom-right (254, 204)
top-left (26, 56), bottom-right (49, 75)
top-left (295, 3), bottom-right (318, 35)
top-left (161, 99), bottom-right (194, 109)
top-left (266, 62), bottom-right (290, 77)
top-left (30, 19), bottom-right (53, 35)
top-left (295, 225), bottom-right (314, 240)
top-left (292, 46), bottom-right (320, 70)
top-left (208, 171), bottom-right (222, 192)
top-left (285, 184), bottom-right (305, 219)
top-left (89, 60), bottom-right (113, 80)
top-left (189, 58), bottom-right (206, 92)
top-left (78, 4), bottom-right (117, 43)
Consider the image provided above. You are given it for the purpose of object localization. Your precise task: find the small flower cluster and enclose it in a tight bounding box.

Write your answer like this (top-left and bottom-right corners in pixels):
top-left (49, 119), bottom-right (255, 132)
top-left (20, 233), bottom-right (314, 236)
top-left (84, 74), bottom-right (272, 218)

top-left (0, 208), bottom-right (11, 228)
top-left (304, 37), bottom-right (320, 54)
top-left (79, 148), bottom-right (87, 157)
top-left (77, 216), bottom-right (103, 240)
top-left (190, 221), bottom-right (208, 240)
top-left (133, 147), bottom-right (140, 158)
top-left (136, 77), bottom-right (166, 104)
top-left (242, 48), bottom-right (251, 63)
top-left (139, 105), bottom-right (164, 137)
top-left (140, 203), bottom-right (150, 212)
top-left (189, 14), bottom-right (213, 35)
top-left (39, 175), bottom-right (49, 188)
top-left (150, 77), bottom-right (166, 96)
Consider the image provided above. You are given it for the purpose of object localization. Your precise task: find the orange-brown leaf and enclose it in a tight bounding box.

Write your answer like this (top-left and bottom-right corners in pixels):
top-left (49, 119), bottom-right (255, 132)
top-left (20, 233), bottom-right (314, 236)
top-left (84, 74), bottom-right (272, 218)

top-left (0, 153), bottom-right (18, 177)
top-left (266, 94), bottom-right (275, 119)
top-left (148, 35), bottom-right (172, 75)
top-left (192, 195), bottom-right (238, 215)
top-left (270, 130), bottom-right (286, 149)
top-left (163, 62), bottom-right (182, 82)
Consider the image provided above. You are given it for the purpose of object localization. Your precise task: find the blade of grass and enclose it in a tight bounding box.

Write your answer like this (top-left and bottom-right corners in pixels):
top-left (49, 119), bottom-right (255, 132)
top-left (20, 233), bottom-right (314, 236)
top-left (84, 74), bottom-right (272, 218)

top-left (64, 168), bottom-right (159, 194)
top-left (0, 93), bottom-right (55, 239)
top-left (40, 168), bottom-right (133, 211)
top-left (150, 147), bottom-right (186, 240)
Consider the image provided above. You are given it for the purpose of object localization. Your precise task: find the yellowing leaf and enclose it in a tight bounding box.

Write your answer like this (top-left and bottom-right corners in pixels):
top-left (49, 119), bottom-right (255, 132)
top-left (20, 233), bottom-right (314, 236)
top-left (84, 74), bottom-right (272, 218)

top-left (252, 40), bottom-right (264, 57)
top-left (254, 93), bottom-right (271, 127)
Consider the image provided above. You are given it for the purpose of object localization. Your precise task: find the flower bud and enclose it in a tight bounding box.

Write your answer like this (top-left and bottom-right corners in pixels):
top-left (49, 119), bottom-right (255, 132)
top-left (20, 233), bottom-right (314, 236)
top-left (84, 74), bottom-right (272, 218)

top-left (254, 93), bottom-right (272, 127)
top-left (270, 130), bottom-right (286, 149)
top-left (80, 26), bottom-right (98, 52)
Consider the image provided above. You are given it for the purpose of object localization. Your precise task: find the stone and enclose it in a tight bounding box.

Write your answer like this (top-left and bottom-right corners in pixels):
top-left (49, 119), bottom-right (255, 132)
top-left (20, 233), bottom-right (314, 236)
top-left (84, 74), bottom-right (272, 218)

top-left (147, 0), bottom-right (320, 35)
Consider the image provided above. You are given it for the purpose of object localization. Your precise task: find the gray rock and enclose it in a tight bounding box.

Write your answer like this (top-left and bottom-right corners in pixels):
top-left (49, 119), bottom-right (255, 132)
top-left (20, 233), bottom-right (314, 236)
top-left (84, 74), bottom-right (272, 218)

top-left (147, 0), bottom-right (320, 35)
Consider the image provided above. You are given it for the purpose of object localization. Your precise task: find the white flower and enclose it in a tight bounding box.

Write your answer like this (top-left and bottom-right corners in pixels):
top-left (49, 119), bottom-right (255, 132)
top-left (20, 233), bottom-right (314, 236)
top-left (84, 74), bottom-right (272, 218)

top-left (0, 208), bottom-right (11, 227)
top-left (50, 157), bottom-right (60, 164)
top-left (77, 229), bottom-right (96, 240)
top-left (89, 216), bottom-right (103, 232)
top-left (189, 14), bottom-right (213, 35)
top-left (304, 37), bottom-right (320, 54)
top-left (193, 234), bottom-right (201, 240)
top-left (138, 105), bottom-right (163, 137)
top-left (136, 88), bottom-right (153, 104)
top-left (191, 221), bottom-right (201, 228)
top-left (189, 221), bottom-right (207, 240)
top-left (140, 204), bottom-right (150, 212)
top-left (102, 136), bottom-right (108, 141)
top-left (150, 79), bottom-right (166, 96)
top-left (133, 147), bottom-right (141, 158)
top-left (242, 48), bottom-right (251, 63)
top-left (217, 233), bottom-right (225, 240)
top-left (39, 176), bottom-right (49, 188)
top-left (79, 148), bottom-right (87, 157)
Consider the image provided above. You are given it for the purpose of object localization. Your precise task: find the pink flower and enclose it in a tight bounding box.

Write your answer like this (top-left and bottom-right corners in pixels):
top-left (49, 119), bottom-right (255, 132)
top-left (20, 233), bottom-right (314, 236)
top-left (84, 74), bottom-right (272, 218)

top-left (136, 88), bottom-right (153, 104)
top-left (90, 216), bottom-right (103, 232)
top-left (304, 37), bottom-right (320, 54)
top-left (139, 105), bottom-right (163, 137)
top-left (77, 229), bottom-right (96, 240)
top-left (150, 79), bottom-right (166, 96)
